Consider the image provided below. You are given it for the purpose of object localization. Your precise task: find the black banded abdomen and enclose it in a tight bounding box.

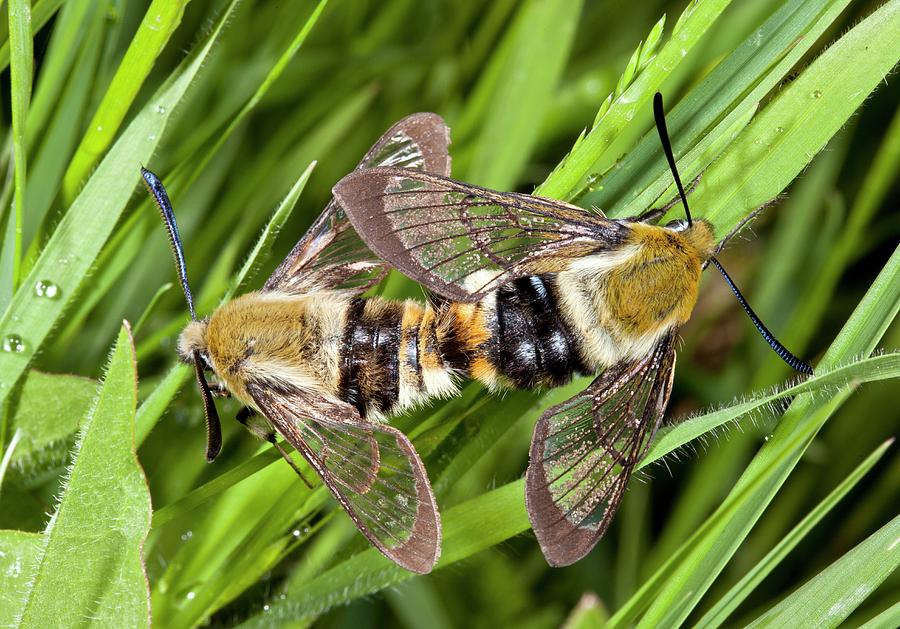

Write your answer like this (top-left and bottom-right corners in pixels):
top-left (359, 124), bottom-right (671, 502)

top-left (491, 275), bottom-right (586, 388)
top-left (338, 299), bottom-right (404, 417)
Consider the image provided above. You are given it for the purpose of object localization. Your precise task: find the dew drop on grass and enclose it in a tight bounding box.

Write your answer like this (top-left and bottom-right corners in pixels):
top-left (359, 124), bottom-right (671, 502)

top-left (812, 90), bottom-right (822, 99)
top-left (34, 280), bottom-right (60, 299)
top-left (2, 335), bottom-right (26, 353)
top-left (775, 126), bottom-right (785, 133)
top-left (155, 105), bottom-right (167, 115)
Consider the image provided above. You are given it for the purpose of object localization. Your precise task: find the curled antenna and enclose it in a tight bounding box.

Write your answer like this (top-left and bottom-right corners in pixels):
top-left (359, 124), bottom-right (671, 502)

top-left (653, 92), bottom-right (692, 226)
top-left (709, 258), bottom-right (814, 375)
top-left (652, 94), bottom-right (813, 375)
top-left (141, 167), bottom-right (223, 462)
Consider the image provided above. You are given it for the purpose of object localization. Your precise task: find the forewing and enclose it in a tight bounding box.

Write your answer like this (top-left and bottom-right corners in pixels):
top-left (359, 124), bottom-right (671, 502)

top-left (525, 334), bottom-right (677, 567)
top-left (248, 386), bottom-right (441, 573)
top-left (265, 113), bottom-right (452, 294)
top-left (332, 167), bottom-right (629, 302)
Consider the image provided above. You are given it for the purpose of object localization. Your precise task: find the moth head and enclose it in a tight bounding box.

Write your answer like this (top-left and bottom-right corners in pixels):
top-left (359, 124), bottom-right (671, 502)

top-left (653, 94), bottom-right (813, 376)
top-left (178, 319), bottom-right (210, 363)
top-left (142, 167), bottom-right (223, 463)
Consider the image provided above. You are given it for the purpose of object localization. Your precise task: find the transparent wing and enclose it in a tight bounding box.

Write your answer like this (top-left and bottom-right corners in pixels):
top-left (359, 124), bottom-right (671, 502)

top-left (525, 334), bottom-right (677, 567)
top-left (332, 167), bottom-right (629, 302)
top-left (247, 385), bottom-right (441, 573)
top-left (265, 113), bottom-right (452, 295)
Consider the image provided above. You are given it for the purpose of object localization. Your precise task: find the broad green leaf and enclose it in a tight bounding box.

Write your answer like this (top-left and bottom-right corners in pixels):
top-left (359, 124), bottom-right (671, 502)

top-left (747, 513), bottom-right (900, 628)
top-left (17, 323), bottom-right (151, 628)
top-left (0, 0), bottom-right (241, 411)
top-left (0, 530), bottom-right (43, 626)
top-left (5, 370), bottom-right (98, 487)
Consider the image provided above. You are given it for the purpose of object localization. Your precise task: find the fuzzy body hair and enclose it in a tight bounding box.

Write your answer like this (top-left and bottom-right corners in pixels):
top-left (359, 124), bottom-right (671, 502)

top-left (180, 221), bottom-right (716, 420)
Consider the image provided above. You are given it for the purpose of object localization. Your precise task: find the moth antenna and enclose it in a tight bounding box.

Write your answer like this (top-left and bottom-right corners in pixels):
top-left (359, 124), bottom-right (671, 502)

top-left (709, 257), bottom-right (814, 375)
top-left (653, 92), bottom-right (692, 226)
top-left (141, 167), bottom-right (198, 320)
top-left (141, 167), bottom-right (223, 462)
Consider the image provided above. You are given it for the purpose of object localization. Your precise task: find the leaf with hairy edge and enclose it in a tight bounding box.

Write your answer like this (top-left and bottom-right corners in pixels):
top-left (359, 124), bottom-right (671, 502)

top-left (17, 323), bottom-right (151, 628)
top-left (0, 531), bottom-right (43, 626)
top-left (6, 370), bottom-right (98, 487)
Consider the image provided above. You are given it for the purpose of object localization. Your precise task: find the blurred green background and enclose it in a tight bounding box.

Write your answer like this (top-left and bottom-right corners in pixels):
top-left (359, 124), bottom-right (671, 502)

top-left (0, 0), bottom-right (897, 627)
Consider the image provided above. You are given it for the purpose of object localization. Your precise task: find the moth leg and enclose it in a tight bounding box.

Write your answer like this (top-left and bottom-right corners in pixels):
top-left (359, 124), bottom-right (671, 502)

top-left (711, 199), bottom-right (776, 258)
top-left (210, 382), bottom-right (231, 398)
top-left (236, 406), bottom-right (314, 489)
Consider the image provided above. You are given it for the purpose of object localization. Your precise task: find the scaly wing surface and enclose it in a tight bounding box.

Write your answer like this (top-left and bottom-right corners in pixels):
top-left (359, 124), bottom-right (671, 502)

top-left (248, 385), bottom-right (441, 573)
top-left (525, 333), bottom-right (677, 566)
top-left (333, 167), bottom-right (628, 302)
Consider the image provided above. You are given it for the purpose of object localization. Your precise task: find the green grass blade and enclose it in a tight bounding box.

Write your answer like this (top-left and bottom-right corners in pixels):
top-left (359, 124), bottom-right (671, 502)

top-left (639, 352), bottom-right (900, 470)
top-left (746, 513), bottom-right (900, 628)
top-left (587, 0), bottom-right (855, 217)
top-left (859, 600), bottom-right (900, 629)
top-left (697, 438), bottom-right (895, 628)
top-left (536, 0), bottom-right (732, 200)
top-left (629, 246), bottom-right (899, 627)
top-left (464, 0), bottom-right (582, 189)
top-left (0, 0), bottom-right (66, 73)
top-left (695, 0), bottom-right (900, 234)
top-left (62, 0), bottom-right (191, 201)
top-left (0, 0), bottom-right (241, 412)
top-left (239, 480), bottom-right (531, 627)
top-left (17, 323), bottom-right (151, 628)
top-left (6, 0), bottom-right (33, 289)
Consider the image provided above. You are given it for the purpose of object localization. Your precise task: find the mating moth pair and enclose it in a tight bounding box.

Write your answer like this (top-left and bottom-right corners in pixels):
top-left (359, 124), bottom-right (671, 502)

top-left (143, 95), bottom-right (810, 573)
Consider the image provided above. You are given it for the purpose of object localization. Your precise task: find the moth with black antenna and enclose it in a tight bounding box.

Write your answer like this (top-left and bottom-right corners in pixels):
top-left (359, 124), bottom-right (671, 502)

top-left (333, 91), bottom-right (813, 566)
top-left (143, 113), bottom-right (452, 573)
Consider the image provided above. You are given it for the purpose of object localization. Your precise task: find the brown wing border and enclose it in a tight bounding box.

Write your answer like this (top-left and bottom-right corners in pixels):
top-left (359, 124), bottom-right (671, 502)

top-left (525, 333), bottom-right (677, 566)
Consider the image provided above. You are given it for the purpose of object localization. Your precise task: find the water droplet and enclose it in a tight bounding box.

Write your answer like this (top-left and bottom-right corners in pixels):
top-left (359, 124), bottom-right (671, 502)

top-left (180, 530), bottom-right (193, 541)
top-left (764, 435), bottom-right (771, 442)
top-left (775, 126), bottom-right (785, 134)
top-left (263, 604), bottom-right (271, 613)
top-left (96, 125), bottom-right (103, 132)
top-left (34, 280), bottom-right (60, 299)
top-left (186, 591), bottom-right (196, 601)
top-left (753, 138), bottom-right (764, 145)
top-left (147, 134), bottom-right (156, 142)
top-left (812, 90), bottom-right (822, 99)
top-left (155, 105), bottom-right (167, 114)
top-left (58, 256), bottom-right (69, 266)
top-left (11, 315), bottom-right (20, 323)
top-left (2, 335), bottom-right (26, 353)
top-left (292, 529), bottom-right (301, 538)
